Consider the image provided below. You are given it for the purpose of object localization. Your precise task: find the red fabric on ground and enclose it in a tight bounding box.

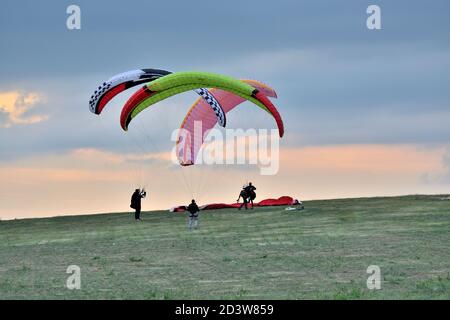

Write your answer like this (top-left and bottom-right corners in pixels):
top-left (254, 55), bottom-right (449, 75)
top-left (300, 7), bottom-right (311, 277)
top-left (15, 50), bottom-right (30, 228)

top-left (170, 196), bottom-right (295, 212)
top-left (201, 203), bottom-right (240, 210)
top-left (256, 196), bottom-right (294, 207)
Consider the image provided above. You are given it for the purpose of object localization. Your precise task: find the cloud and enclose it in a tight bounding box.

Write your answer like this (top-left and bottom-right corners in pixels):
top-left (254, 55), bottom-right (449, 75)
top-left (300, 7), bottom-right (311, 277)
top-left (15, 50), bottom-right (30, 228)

top-left (431, 146), bottom-right (450, 184)
top-left (0, 90), bottom-right (48, 127)
top-left (70, 147), bottom-right (173, 167)
top-left (443, 147), bottom-right (450, 168)
top-left (1, 143), bottom-right (449, 219)
top-left (414, 145), bottom-right (450, 186)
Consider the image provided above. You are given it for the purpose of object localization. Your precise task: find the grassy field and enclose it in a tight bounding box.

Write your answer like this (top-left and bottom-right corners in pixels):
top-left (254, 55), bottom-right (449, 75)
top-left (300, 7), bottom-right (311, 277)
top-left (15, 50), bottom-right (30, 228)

top-left (0, 195), bottom-right (449, 299)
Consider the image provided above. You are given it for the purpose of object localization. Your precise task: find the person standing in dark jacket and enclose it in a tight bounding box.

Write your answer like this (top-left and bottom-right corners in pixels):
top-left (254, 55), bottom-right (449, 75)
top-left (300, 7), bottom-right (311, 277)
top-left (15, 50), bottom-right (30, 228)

top-left (130, 188), bottom-right (146, 221)
top-left (187, 199), bottom-right (200, 230)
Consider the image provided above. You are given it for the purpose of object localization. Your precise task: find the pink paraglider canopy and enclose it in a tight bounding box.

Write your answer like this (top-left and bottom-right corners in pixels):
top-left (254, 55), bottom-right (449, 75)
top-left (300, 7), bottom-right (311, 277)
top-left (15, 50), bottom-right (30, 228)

top-left (176, 80), bottom-right (279, 166)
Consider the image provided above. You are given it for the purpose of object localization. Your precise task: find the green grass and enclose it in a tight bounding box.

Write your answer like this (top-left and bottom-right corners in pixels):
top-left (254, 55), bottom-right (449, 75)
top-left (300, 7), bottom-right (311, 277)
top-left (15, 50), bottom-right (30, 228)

top-left (0, 195), bottom-right (449, 299)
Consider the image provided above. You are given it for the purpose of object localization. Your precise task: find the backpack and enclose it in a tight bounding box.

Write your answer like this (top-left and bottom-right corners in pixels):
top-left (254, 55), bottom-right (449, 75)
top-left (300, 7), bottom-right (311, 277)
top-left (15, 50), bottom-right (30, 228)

top-left (130, 194), bottom-right (137, 209)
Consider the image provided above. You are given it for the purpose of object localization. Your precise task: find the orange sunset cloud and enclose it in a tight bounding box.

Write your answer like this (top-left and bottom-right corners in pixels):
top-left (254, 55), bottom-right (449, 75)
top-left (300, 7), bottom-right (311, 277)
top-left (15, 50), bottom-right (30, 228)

top-left (0, 144), bottom-right (448, 219)
top-left (0, 90), bottom-right (48, 127)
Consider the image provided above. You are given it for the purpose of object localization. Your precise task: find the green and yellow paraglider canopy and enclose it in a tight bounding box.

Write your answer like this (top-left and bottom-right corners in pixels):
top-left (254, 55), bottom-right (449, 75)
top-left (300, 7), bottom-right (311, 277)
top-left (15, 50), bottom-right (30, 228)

top-left (120, 71), bottom-right (284, 138)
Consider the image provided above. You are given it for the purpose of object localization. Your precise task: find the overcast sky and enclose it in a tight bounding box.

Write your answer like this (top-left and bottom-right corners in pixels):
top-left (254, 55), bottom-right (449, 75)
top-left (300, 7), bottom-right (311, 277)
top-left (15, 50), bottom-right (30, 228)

top-left (1, 0), bottom-right (449, 219)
